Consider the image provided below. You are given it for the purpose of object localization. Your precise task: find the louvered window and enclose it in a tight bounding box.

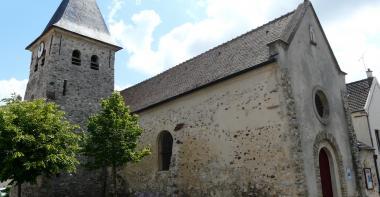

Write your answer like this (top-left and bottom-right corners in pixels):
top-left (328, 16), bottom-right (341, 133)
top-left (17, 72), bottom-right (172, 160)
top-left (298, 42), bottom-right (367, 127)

top-left (72, 50), bottom-right (81, 65)
top-left (90, 55), bottom-right (99, 70)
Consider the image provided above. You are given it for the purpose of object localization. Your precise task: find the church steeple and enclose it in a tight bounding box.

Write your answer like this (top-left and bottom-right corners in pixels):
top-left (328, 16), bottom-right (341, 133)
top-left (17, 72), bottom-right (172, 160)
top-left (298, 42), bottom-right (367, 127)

top-left (27, 0), bottom-right (120, 50)
top-left (23, 1), bottom-right (121, 194)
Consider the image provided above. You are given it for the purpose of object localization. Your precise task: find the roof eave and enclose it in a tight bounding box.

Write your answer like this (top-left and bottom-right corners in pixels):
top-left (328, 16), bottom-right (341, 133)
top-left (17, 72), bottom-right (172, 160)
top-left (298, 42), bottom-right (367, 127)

top-left (351, 109), bottom-right (366, 113)
top-left (26, 26), bottom-right (122, 51)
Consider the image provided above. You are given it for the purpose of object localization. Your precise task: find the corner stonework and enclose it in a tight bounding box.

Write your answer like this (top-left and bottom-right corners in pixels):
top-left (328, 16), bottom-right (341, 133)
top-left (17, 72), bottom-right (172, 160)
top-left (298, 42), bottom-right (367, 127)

top-left (280, 68), bottom-right (308, 196)
top-left (341, 90), bottom-right (365, 196)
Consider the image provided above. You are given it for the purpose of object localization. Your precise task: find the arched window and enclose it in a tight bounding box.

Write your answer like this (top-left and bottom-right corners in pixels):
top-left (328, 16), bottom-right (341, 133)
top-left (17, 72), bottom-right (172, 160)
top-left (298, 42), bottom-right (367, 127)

top-left (72, 50), bottom-right (81, 66)
top-left (90, 55), bottom-right (99, 70)
top-left (158, 131), bottom-right (173, 171)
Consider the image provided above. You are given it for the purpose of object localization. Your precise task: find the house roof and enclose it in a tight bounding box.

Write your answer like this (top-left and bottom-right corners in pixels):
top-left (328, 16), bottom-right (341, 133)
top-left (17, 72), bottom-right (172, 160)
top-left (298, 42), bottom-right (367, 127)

top-left (346, 78), bottom-right (374, 112)
top-left (121, 1), bottom-right (312, 112)
top-left (27, 0), bottom-right (120, 49)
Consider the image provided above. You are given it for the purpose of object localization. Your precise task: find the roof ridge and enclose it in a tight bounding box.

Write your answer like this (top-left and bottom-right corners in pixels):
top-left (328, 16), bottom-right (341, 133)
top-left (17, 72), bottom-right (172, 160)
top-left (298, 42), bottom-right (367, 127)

top-left (122, 9), bottom-right (296, 92)
top-left (346, 78), bottom-right (372, 86)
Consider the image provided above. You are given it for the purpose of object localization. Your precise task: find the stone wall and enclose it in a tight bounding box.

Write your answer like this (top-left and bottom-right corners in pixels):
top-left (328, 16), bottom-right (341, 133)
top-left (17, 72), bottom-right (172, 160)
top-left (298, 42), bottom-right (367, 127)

top-left (25, 28), bottom-right (115, 126)
top-left (122, 63), bottom-right (305, 196)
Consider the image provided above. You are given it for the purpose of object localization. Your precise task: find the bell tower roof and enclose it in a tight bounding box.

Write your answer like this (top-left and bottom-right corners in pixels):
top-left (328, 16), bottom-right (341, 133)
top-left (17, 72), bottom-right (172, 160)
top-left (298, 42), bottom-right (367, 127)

top-left (27, 0), bottom-right (121, 50)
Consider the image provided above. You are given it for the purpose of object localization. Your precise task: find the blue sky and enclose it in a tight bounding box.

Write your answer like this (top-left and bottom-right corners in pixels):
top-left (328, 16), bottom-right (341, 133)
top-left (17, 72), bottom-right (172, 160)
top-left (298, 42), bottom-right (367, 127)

top-left (0, 0), bottom-right (380, 100)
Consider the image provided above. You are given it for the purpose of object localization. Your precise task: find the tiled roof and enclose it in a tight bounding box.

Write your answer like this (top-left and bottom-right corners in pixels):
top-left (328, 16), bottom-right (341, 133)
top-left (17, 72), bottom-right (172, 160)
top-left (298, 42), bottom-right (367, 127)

top-left (27, 0), bottom-right (120, 49)
top-left (121, 2), bottom-right (310, 112)
top-left (346, 78), bottom-right (374, 112)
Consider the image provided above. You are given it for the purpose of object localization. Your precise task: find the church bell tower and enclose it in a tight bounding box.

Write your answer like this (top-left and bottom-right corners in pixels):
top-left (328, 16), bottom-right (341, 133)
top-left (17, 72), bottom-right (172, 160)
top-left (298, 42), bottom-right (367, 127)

top-left (22, 0), bottom-right (122, 196)
top-left (25, 0), bottom-right (122, 126)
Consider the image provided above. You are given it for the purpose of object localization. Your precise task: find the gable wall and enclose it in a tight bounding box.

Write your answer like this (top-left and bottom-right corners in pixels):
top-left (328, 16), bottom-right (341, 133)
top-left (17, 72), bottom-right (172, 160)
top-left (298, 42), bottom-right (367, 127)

top-left (122, 63), bottom-right (304, 196)
top-left (351, 111), bottom-right (371, 147)
top-left (367, 80), bottom-right (380, 154)
top-left (277, 6), bottom-right (358, 196)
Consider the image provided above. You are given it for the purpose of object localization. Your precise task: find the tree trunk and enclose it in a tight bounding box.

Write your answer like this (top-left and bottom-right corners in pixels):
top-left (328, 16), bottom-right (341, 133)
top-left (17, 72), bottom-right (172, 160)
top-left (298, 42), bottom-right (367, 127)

top-left (102, 166), bottom-right (108, 197)
top-left (17, 184), bottom-right (21, 197)
top-left (112, 165), bottom-right (117, 197)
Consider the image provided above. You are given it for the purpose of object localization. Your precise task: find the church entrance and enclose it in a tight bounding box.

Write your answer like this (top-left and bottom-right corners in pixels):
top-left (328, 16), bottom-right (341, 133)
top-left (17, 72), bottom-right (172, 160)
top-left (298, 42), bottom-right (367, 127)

top-left (319, 148), bottom-right (334, 197)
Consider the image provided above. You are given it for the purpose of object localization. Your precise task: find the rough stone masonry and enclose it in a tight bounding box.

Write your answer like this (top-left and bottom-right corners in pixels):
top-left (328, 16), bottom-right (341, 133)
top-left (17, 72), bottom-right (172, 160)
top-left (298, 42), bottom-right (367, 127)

top-left (18, 0), bottom-right (366, 196)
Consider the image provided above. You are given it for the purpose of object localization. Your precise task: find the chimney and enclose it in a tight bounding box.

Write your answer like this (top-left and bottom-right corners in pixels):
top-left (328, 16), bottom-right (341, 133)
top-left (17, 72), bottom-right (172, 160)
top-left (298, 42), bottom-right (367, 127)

top-left (366, 68), bottom-right (373, 78)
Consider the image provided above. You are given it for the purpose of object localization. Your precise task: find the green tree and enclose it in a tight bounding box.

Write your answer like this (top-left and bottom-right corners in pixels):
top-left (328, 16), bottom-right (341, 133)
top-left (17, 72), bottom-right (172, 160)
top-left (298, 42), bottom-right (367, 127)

top-left (0, 95), bottom-right (81, 197)
top-left (82, 92), bottom-right (150, 197)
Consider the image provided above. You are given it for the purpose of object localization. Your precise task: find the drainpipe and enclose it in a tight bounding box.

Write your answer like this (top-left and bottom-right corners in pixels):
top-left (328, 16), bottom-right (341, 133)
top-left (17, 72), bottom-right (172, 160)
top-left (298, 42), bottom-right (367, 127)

top-left (374, 155), bottom-right (380, 193)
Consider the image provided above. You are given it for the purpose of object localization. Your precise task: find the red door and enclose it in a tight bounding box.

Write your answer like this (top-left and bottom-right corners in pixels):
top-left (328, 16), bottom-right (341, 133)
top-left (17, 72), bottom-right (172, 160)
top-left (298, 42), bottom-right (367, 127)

top-left (319, 149), bottom-right (334, 197)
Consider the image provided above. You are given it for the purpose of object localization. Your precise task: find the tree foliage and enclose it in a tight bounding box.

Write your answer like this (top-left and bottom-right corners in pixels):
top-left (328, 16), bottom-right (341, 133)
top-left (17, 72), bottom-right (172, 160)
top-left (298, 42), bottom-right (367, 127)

top-left (0, 95), bottom-right (81, 188)
top-left (82, 92), bottom-right (150, 196)
top-left (83, 92), bottom-right (150, 168)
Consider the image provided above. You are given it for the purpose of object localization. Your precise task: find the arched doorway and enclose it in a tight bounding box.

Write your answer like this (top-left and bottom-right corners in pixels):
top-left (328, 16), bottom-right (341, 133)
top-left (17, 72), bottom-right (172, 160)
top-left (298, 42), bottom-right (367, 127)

top-left (319, 148), bottom-right (334, 197)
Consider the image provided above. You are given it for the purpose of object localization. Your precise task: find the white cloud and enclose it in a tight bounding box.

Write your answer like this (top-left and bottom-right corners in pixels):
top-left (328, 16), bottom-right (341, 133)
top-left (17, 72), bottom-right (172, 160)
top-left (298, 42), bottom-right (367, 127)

top-left (108, 0), bottom-right (125, 23)
top-left (324, 2), bottom-right (380, 82)
top-left (108, 0), bottom-right (298, 76)
top-left (109, 9), bottom-right (162, 75)
top-left (0, 78), bottom-right (28, 102)
top-left (108, 0), bottom-right (380, 83)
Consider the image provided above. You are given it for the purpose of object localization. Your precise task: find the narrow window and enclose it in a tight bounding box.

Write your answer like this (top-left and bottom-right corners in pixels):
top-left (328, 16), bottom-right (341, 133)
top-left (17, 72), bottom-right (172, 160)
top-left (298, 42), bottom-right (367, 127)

top-left (90, 55), bottom-right (99, 70)
top-left (72, 50), bottom-right (81, 65)
top-left (63, 80), bottom-right (67, 96)
top-left (108, 50), bottom-right (112, 68)
top-left (58, 35), bottom-right (62, 55)
top-left (310, 25), bottom-right (317, 45)
top-left (158, 131), bottom-right (173, 171)
top-left (34, 63), bottom-right (38, 72)
top-left (49, 35), bottom-right (54, 55)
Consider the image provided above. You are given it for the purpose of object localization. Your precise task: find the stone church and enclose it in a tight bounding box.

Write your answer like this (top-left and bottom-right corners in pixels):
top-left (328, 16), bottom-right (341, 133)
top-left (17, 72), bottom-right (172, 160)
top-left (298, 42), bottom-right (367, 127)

top-left (19, 0), bottom-right (371, 196)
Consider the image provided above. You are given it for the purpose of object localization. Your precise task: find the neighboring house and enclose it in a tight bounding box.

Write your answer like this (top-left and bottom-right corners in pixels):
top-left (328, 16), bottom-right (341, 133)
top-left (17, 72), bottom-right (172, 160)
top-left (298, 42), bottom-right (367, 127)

top-left (347, 69), bottom-right (380, 196)
top-left (19, 0), bottom-right (368, 196)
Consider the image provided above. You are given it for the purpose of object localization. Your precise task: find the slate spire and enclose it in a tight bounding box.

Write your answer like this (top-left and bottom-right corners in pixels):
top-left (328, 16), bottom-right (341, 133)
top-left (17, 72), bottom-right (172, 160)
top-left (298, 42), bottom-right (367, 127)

top-left (28, 0), bottom-right (119, 48)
